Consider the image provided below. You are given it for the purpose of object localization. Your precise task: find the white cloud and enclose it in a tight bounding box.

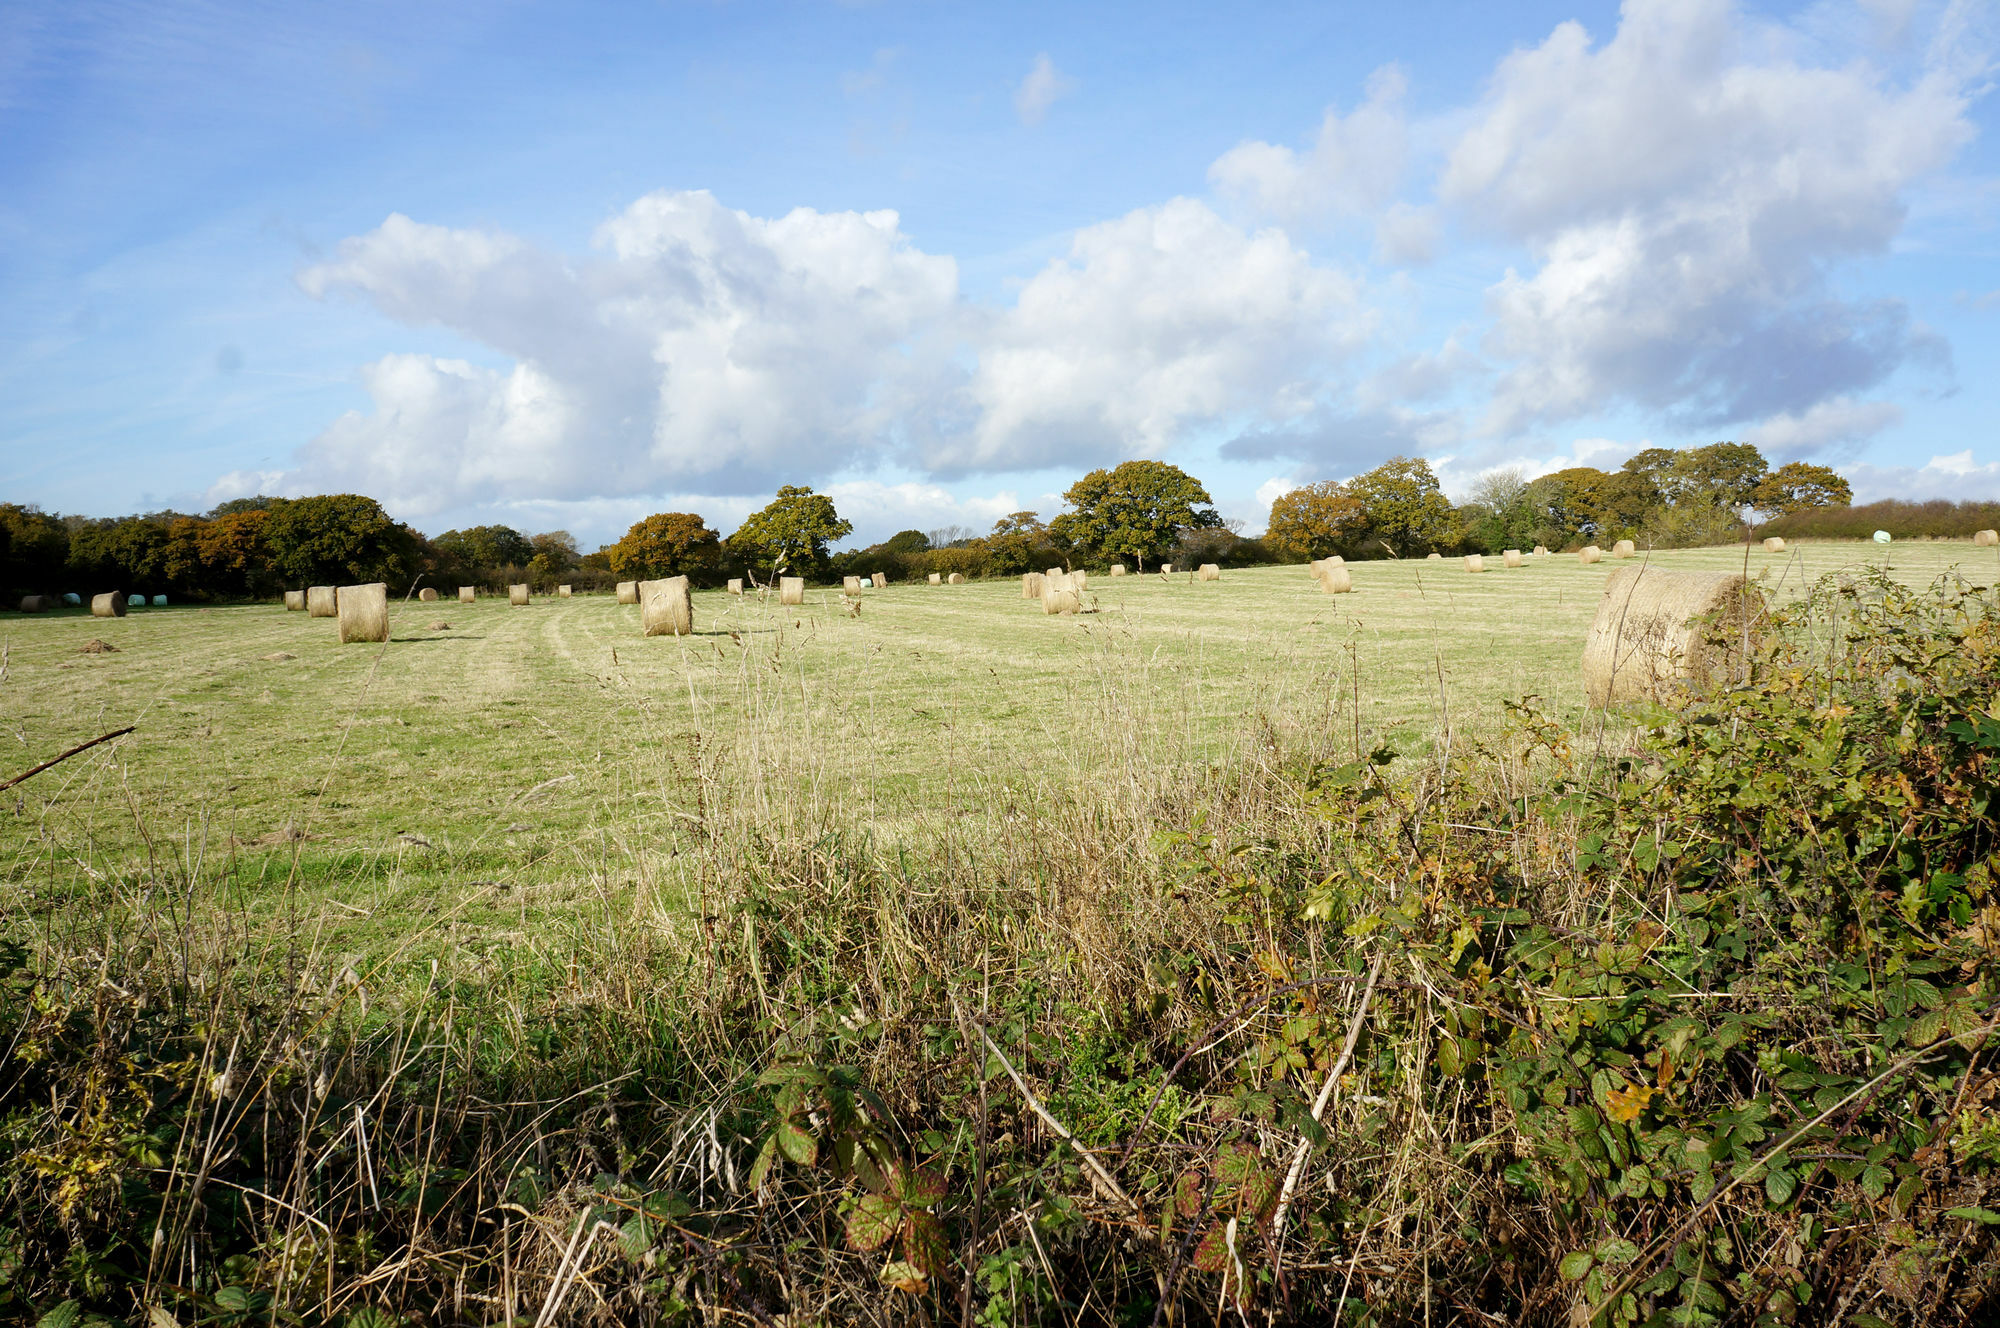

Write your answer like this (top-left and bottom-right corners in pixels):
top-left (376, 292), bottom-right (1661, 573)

top-left (1848, 449), bottom-right (2000, 501)
top-left (1440, 0), bottom-right (1972, 434)
top-left (1014, 53), bottom-right (1076, 127)
top-left (1254, 476), bottom-right (1299, 509)
top-left (956, 198), bottom-right (1370, 472)
top-left (1740, 396), bottom-right (1903, 459)
top-left (291, 195), bottom-right (961, 515)
top-left (1209, 65), bottom-right (1410, 223)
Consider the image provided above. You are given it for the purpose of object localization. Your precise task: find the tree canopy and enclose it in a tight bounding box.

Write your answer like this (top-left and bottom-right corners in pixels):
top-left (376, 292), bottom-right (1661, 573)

top-left (729, 486), bottom-right (852, 573)
top-left (607, 513), bottom-right (723, 584)
top-left (1753, 461), bottom-right (1853, 514)
top-left (1345, 457), bottom-right (1456, 555)
top-left (1264, 481), bottom-right (1362, 557)
top-left (262, 495), bottom-right (417, 586)
top-left (1048, 461), bottom-right (1220, 567)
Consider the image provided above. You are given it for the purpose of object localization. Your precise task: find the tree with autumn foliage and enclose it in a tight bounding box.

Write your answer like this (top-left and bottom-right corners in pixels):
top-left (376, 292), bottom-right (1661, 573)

top-left (607, 513), bottom-right (724, 585)
top-left (1264, 481), bottom-right (1362, 558)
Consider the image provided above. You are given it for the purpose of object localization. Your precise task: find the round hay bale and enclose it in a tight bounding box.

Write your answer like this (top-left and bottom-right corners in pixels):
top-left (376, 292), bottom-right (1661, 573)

top-left (558, 584), bottom-right (573, 598)
top-left (418, 587), bottom-right (439, 602)
top-left (874, 570), bottom-right (891, 587)
top-left (1110, 564), bottom-right (1126, 576)
top-left (1464, 555), bottom-right (1486, 573)
top-left (1975, 529), bottom-right (1998, 547)
top-left (127, 594), bottom-right (146, 607)
top-left (336, 583), bottom-right (389, 644)
top-left (1874, 530), bottom-right (1892, 544)
top-left (150, 594), bottom-right (168, 607)
top-left (1503, 549), bottom-right (1523, 568)
top-left (779, 577), bottom-right (805, 606)
top-left (19, 595), bottom-right (50, 612)
top-left (62, 593), bottom-right (80, 606)
top-left (860, 577), bottom-right (873, 589)
top-left (1318, 567), bottom-right (1353, 594)
top-left (1762, 536), bottom-right (1786, 553)
top-left (1612, 539), bottom-right (1637, 558)
top-left (928, 572), bottom-right (942, 585)
top-left (1426, 552), bottom-right (1442, 561)
top-left (1022, 572), bottom-right (1044, 598)
top-left (1072, 570), bottom-right (1089, 590)
top-left (947, 572), bottom-right (965, 584)
top-left (307, 586), bottom-right (336, 616)
top-left (1533, 545), bottom-right (1549, 556)
top-left (91, 592), bottom-right (127, 618)
top-left (719, 578), bottom-right (739, 595)
top-left (1579, 546), bottom-right (1602, 565)
top-left (1160, 563), bottom-right (1174, 575)
top-left (458, 586), bottom-right (477, 603)
top-left (509, 583), bottom-right (530, 606)
top-left (283, 590), bottom-right (305, 612)
top-left (640, 576), bottom-right (694, 636)
top-left (1582, 566), bottom-right (1766, 707)
top-left (1197, 563), bottom-right (1220, 581)
top-left (843, 575), bottom-right (863, 595)
top-left (1041, 571), bottom-right (1080, 615)
top-left (616, 581), bottom-right (639, 604)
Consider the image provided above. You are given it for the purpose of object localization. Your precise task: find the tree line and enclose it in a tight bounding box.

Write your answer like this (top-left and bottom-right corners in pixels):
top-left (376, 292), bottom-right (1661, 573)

top-left (0, 443), bottom-right (1873, 600)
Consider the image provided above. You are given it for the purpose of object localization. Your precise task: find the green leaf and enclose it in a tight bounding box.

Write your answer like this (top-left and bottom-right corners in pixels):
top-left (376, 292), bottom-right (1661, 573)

top-left (1765, 1167), bottom-right (1797, 1206)
top-left (36, 1303), bottom-right (82, 1328)
top-left (1945, 1207), bottom-right (2000, 1224)
top-left (880, 1260), bottom-right (928, 1293)
top-left (775, 1119), bottom-right (817, 1167)
top-left (1559, 1251), bottom-right (1595, 1281)
top-left (845, 1193), bottom-right (903, 1252)
top-left (747, 1134), bottom-right (779, 1192)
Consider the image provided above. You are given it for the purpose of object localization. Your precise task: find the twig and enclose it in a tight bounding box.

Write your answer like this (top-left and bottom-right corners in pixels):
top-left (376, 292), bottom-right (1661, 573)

top-left (1270, 951), bottom-right (1385, 1243)
top-left (0, 725), bottom-right (135, 791)
top-left (953, 997), bottom-right (1144, 1221)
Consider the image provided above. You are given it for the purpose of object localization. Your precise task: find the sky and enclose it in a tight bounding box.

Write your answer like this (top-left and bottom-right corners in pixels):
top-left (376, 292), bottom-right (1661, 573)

top-left (2, 0), bottom-right (1997, 550)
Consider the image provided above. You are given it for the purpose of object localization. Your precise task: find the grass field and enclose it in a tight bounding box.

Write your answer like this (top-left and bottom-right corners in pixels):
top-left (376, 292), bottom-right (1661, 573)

top-left (5, 539), bottom-right (1994, 952)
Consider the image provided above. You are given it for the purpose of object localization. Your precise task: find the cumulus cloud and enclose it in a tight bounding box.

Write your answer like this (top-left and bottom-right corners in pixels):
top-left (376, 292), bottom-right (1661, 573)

top-left (1209, 65), bottom-right (1410, 224)
top-left (1740, 396), bottom-right (1904, 459)
top-left (1849, 449), bottom-right (2000, 501)
top-left (1441, 0), bottom-right (1972, 434)
top-left (1014, 53), bottom-right (1076, 126)
top-left (292, 195), bottom-right (961, 515)
top-left (950, 198), bottom-right (1371, 472)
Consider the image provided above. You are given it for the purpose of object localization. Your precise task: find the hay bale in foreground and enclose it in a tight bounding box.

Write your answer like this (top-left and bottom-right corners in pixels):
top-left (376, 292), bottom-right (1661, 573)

top-left (1613, 539), bottom-right (1637, 558)
top-left (509, 584), bottom-right (529, 606)
top-left (1318, 568), bottom-right (1353, 594)
top-left (617, 581), bottom-right (639, 604)
top-left (947, 572), bottom-right (965, 584)
top-left (418, 587), bottom-right (438, 602)
top-left (307, 587), bottom-right (336, 617)
top-left (1464, 555), bottom-right (1486, 573)
top-left (1503, 549), bottom-right (1523, 568)
top-left (283, 591), bottom-right (305, 612)
top-left (336, 583), bottom-right (389, 644)
top-left (1580, 546), bottom-right (1602, 565)
top-left (458, 586), bottom-right (476, 603)
top-left (1022, 572), bottom-right (1045, 598)
top-left (779, 577), bottom-right (805, 606)
top-left (1197, 563), bottom-right (1220, 581)
top-left (843, 575), bottom-right (863, 595)
top-left (1041, 571), bottom-right (1080, 615)
top-left (928, 572), bottom-right (942, 585)
top-left (1582, 566), bottom-right (1765, 708)
top-left (19, 595), bottom-right (49, 612)
top-left (1110, 564), bottom-right (1126, 576)
top-left (91, 592), bottom-right (127, 618)
top-left (558, 584), bottom-right (572, 598)
top-left (1977, 530), bottom-right (1998, 547)
top-left (640, 576), bottom-right (693, 636)
top-left (1762, 536), bottom-right (1786, 553)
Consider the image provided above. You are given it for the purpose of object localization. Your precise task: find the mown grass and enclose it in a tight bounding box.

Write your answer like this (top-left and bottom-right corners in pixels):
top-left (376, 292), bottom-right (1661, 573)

top-left (8, 541), bottom-right (1992, 948)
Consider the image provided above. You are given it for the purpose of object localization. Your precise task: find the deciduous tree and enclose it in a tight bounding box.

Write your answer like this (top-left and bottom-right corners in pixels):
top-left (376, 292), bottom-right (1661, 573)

top-left (1753, 461), bottom-right (1852, 514)
top-left (730, 487), bottom-right (853, 574)
top-left (607, 513), bottom-right (723, 583)
top-left (1049, 461), bottom-right (1220, 569)
top-left (1346, 456), bottom-right (1456, 556)
top-left (1264, 481), bottom-right (1362, 557)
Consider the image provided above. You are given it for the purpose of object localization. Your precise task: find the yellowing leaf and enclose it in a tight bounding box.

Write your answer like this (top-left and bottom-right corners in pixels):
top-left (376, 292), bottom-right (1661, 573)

top-left (1604, 1079), bottom-right (1655, 1124)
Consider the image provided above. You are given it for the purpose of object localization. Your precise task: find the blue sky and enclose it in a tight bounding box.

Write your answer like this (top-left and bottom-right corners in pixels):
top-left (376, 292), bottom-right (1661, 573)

top-left (2, 0), bottom-right (1996, 549)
